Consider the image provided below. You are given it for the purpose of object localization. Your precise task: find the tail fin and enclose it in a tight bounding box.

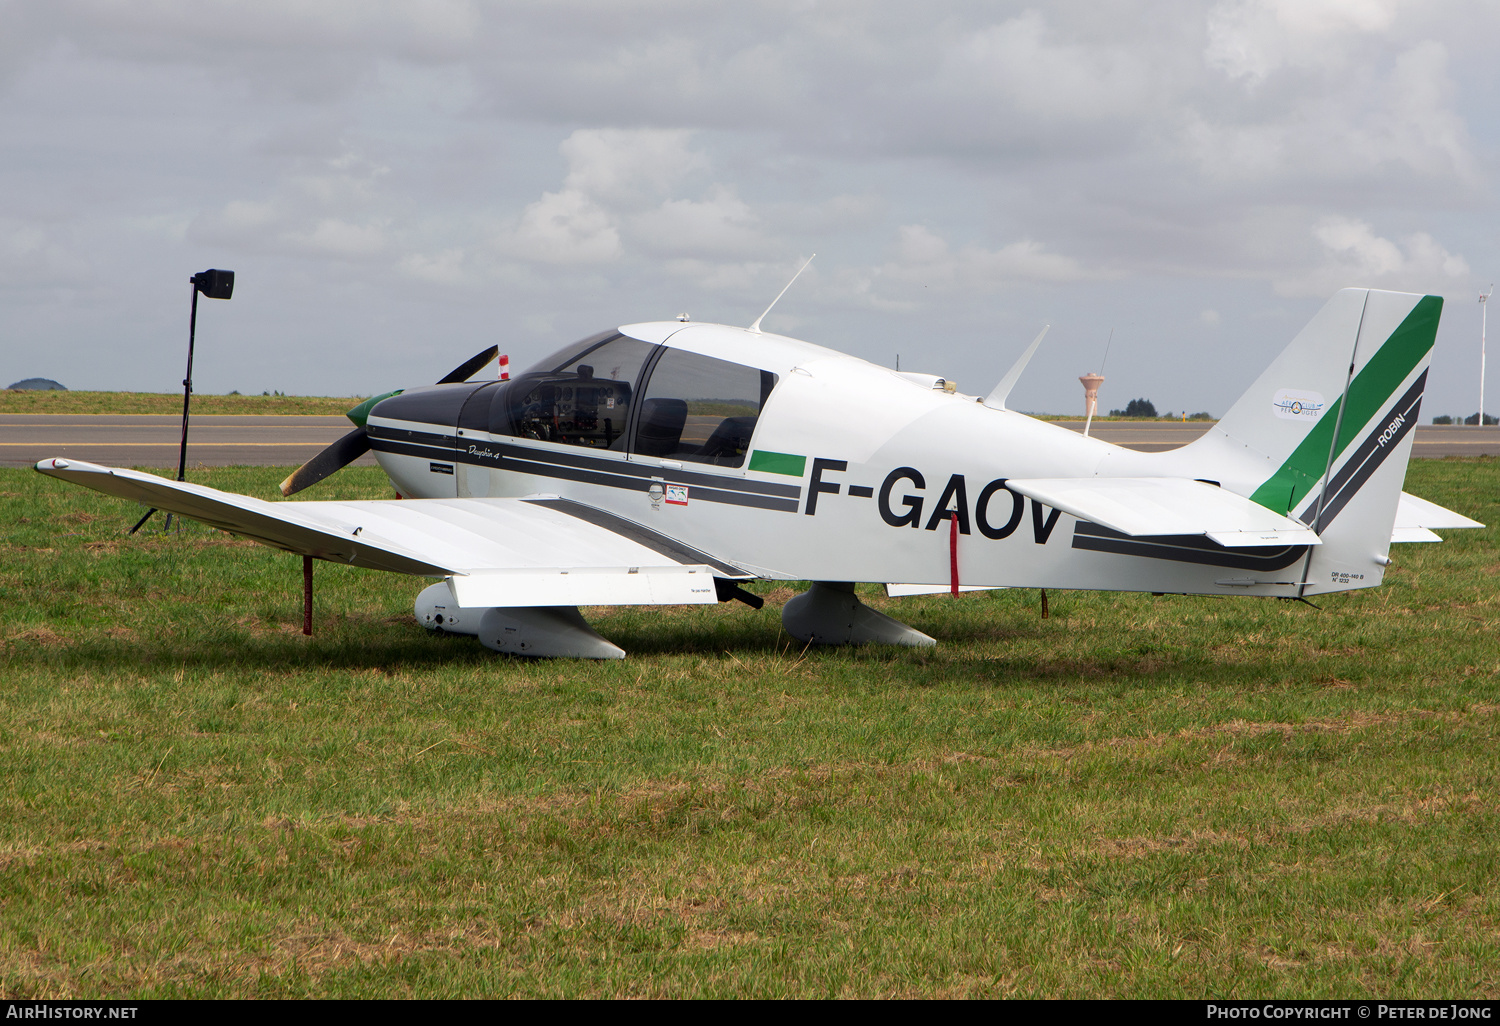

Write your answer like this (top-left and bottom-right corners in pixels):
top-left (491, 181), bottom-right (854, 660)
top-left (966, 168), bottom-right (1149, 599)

top-left (1186, 288), bottom-right (1441, 594)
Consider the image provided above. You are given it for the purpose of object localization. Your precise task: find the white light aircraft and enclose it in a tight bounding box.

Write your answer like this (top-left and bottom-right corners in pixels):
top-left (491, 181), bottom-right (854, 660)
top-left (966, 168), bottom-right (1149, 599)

top-left (37, 287), bottom-right (1482, 658)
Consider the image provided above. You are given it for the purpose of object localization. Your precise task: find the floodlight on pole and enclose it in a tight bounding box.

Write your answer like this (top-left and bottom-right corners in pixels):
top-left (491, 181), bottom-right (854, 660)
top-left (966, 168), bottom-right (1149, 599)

top-left (131, 269), bottom-right (235, 534)
top-left (1481, 285), bottom-right (1493, 429)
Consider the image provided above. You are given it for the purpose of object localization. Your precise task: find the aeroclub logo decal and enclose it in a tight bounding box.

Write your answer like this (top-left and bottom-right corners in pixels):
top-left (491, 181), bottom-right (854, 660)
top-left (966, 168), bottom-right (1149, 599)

top-left (1272, 389), bottom-right (1325, 421)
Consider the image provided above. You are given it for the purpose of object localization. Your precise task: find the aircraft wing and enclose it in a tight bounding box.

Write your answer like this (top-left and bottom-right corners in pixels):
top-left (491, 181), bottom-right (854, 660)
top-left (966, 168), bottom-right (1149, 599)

top-left (1002, 477), bottom-right (1322, 548)
top-left (1391, 491), bottom-right (1485, 543)
top-left (35, 459), bottom-right (746, 607)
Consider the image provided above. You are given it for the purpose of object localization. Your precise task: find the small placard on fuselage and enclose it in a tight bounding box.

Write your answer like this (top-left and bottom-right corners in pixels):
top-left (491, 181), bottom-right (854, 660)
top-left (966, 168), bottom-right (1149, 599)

top-left (430, 462), bottom-right (455, 475)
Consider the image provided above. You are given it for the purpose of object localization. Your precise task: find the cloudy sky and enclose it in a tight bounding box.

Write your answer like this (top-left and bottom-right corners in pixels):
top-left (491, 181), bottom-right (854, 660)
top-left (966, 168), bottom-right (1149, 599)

top-left (2, 0), bottom-right (1496, 419)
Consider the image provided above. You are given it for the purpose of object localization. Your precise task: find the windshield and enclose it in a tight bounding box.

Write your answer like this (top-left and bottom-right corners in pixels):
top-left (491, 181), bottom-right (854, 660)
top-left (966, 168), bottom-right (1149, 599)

top-left (493, 334), bottom-right (659, 449)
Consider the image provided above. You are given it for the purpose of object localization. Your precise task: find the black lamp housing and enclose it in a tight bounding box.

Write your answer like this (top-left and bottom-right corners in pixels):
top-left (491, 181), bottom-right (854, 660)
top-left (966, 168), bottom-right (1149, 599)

top-left (192, 268), bottom-right (234, 300)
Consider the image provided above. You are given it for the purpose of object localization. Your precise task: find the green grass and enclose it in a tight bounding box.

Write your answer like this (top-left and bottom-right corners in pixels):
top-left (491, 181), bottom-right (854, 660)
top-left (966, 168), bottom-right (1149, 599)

top-left (0, 391), bottom-right (361, 416)
top-left (0, 460), bottom-right (1496, 997)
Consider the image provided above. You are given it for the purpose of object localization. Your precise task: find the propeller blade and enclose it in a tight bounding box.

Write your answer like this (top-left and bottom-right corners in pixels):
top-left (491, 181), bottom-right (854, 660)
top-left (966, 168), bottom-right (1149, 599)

top-left (280, 346), bottom-right (494, 497)
top-left (437, 345), bottom-right (499, 384)
top-left (279, 426), bottom-right (371, 497)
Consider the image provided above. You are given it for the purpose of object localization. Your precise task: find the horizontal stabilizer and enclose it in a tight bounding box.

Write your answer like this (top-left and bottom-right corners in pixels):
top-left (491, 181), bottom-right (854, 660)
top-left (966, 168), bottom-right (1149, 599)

top-left (1004, 477), bottom-right (1322, 548)
top-left (35, 459), bottom-right (746, 606)
top-left (1393, 491), bottom-right (1484, 542)
top-left (1391, 527), bottom-right (1443, 544)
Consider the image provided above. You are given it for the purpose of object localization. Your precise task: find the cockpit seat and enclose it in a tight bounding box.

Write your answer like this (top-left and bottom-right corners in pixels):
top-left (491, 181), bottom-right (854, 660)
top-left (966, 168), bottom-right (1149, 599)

top-left (695, 415), bottom-right (758, 462)
top-left (635, 398), bottom-right (688, 457)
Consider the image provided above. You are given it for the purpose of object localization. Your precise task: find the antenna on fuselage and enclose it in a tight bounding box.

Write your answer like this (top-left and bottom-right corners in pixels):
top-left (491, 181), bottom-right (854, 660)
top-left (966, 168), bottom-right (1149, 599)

top-left (1081, 327), bottom-right (1113, 439)
top-left (748, 254), bottom-right (815, 334)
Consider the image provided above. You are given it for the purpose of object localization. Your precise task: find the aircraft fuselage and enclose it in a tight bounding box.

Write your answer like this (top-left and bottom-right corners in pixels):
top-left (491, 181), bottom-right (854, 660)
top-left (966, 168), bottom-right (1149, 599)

top-left (366, 321), bottom-right (1324, 597)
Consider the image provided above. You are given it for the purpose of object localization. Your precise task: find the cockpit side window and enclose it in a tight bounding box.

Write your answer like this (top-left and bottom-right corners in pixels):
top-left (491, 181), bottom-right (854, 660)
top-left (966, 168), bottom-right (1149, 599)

top-left (490, 334), bottom-right (658, 449)
top-left (631, 349), bottom-right (776, 468)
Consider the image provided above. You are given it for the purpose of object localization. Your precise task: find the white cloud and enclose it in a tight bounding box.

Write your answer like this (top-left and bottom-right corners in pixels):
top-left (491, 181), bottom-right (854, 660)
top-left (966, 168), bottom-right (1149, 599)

top-left (398, 247), bottom-right (467, 285)
top-left (1206, 0), bottom-right (1400, 84)
top-left (288, 218), bottom-right (390, 258)
top-left (934, 12), bottom-right (1152, 124)
top-left (189, 148), bottom-right (398, 260)
top-left (1381, 41), bottom-right (1476, 182)
top-left (632, 188), bottom-right (768, 260)
top-left (0, 218), bottom-right (85, 288)
top-left (557, 128), bottom-right (704, 206)
top-left (1184, 37), bottom-right (1476, 190)
top-left (497, 128), bottom-right (785, 268)
top-left (6, 0), bottom-right (482, 85)
top-left (1275, 215), bottom-right (1468, 296)
top-left (511, 188), bottom-right (621, 265)
top-left (875, 224), bottom-right (1090, 294)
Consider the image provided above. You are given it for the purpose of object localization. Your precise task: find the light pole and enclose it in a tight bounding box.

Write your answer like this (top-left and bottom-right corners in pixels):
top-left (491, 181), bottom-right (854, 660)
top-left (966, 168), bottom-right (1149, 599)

top-left (131, 268), bottom-right (235, 534)
top-left (1481, 285), bottom-right (1493, 428)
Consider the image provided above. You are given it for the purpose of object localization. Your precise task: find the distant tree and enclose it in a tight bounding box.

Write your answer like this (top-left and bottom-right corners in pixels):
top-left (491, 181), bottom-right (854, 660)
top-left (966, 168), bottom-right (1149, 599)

top-left (1463, 412), bottom-right (1499, 425)
top-left (1432, 415), bottom-right (1453, 425)
top-left (1187, 411), bottom-right (1213, 421)
top-left (1116, 398), bottom-right (1157, 418)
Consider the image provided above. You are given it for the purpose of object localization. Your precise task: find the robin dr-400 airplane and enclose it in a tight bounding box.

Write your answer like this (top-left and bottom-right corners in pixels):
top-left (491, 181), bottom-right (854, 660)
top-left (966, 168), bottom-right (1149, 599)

top-left (37, 287), bottom-right (1482, 658)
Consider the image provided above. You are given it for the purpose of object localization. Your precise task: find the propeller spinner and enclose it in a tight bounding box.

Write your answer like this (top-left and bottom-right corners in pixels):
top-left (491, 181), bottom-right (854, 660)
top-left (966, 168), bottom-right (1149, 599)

top-left (278, 345), bottom-right (499, 497)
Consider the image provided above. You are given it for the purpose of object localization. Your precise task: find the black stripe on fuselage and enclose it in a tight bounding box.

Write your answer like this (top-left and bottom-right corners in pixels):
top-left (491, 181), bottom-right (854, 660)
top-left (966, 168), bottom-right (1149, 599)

top-left (367, 422), bottom-right (802, 513)
top-left (522, 497), bottom-right (751, 578)
top-left (374, 424), bottom-right (456, 449)
top-left (1071, 522), bottom-right (1309, 572)
top-left (1296, 371), bottom-right (1425, 531)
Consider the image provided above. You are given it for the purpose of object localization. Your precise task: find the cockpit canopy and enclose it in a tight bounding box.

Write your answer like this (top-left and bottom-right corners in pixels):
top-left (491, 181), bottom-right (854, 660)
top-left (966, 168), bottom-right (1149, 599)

top-left (390, 330), bottom-right (776, 468)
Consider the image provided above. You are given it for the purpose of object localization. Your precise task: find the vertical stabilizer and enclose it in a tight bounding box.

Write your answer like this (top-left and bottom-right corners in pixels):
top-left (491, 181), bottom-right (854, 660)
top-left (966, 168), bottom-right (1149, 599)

top-left (1183, 289), bottom-right (1441, 594)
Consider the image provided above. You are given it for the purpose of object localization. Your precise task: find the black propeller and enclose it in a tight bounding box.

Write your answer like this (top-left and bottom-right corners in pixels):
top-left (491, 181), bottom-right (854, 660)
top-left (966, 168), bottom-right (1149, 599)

top-left (279, 345), bottom-right (499, 498)
top-left (277, 425), bottom-right (373, 497)
top-left (437, 345), bottom-right (500, 384)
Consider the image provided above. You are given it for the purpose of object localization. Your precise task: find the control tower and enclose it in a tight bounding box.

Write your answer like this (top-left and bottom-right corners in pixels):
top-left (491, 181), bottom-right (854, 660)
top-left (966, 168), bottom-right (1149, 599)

top-left (1079, 373), bottom-right (1104, 418)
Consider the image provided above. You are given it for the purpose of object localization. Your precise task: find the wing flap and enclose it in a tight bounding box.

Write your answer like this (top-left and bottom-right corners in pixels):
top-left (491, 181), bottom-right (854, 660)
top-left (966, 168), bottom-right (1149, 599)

top-left (449, 567), bottom-right (720, 607)
top-left (1004, 477), bottom-right (1322, 548)
top-left (35, 459), bottom-right (746, 605)
top-left (884, 584), bottom-right (1002, 597)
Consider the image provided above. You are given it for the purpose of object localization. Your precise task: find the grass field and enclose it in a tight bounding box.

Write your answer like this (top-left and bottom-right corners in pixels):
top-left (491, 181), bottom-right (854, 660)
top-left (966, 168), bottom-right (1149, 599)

top-left (0, 459), bottom-right (1495, 998)
top-left (0, 391), bottom-right (359, 416)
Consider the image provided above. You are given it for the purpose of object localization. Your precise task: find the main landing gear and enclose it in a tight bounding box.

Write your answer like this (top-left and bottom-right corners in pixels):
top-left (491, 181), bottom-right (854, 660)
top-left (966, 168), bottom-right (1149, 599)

top-left (414, 579), bottom-right (934, 659)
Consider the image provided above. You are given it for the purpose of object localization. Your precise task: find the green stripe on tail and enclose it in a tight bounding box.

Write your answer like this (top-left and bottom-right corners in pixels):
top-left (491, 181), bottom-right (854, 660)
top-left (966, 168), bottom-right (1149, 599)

top-left (1252, 295), bottom-right (1441, 514)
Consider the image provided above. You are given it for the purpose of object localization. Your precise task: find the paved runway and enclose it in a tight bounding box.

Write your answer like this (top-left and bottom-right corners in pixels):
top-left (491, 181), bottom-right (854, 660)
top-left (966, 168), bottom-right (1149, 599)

top-left (1053, 421), bottom-right (1500, 457)
top-left (4, 414), bottom-right (1497, 468)
top-left (1, 415), bottom-right (379, 469)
